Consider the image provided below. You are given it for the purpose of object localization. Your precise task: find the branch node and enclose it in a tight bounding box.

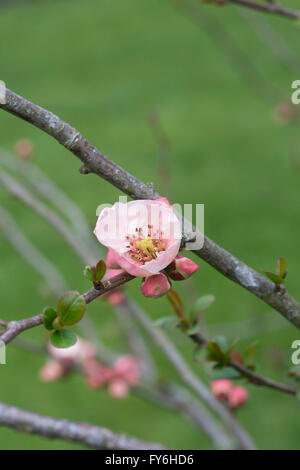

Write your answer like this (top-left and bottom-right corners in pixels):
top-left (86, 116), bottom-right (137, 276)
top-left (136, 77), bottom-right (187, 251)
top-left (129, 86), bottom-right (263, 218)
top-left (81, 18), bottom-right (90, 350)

top-left (79, 164), bottom-right (92, 175)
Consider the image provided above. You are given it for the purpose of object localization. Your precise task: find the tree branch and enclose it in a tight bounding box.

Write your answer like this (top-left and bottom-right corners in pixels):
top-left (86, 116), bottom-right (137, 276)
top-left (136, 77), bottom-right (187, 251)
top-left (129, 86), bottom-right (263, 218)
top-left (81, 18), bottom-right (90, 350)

top-left (188, 331), bottom-right (296, 395)
top-left (227, 0), bottom-right (300, 20)
top-left (1, 88), bottom-right (300, 329)
top-left (0, 206), bottom-right (68, 295)
top-left (0, 168), bottom-right (95, 265)
top-left (0, 402), bottom-right (164, 450)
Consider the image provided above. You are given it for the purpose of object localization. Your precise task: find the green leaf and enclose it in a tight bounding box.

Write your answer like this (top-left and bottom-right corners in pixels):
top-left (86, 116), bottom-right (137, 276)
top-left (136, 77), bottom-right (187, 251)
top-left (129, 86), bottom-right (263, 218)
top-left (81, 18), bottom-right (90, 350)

top-left (206, 341), bottom-right (225, 363)
top-left (42, 307), bottom-right (57, 331)
top-left (93, 260), bottom-right (106, 281)
top-left (213, 335), bottom-right (228, 354)
top-left (263, 271), bottom-right (283, 285)
top-left (154, 316), bottom-right (179, 330)
top-left (186, 324), bottom-right (202, 335)
top-left (193, 347), bottom-right (207, 362)
top-left (50, 329), bottom-right (77, 349)
top-left (277, 257), bottom-right (287, 279)
top-left (83, 265), bottom-right (93, 282)
top-left (244, 341), bottom-right (258, 368)
top-left (210, 366), bottom-right (241, 380)
top-left (57, 291), bottom-right (86, 326)
top-left (190, 295), bottom-right (215, 317)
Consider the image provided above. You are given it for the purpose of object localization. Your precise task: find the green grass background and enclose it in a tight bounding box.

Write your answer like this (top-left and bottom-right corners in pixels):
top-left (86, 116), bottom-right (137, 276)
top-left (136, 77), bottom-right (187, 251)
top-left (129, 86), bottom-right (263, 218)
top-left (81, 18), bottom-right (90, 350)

top-left (1, 0), bottom-right (300, 449)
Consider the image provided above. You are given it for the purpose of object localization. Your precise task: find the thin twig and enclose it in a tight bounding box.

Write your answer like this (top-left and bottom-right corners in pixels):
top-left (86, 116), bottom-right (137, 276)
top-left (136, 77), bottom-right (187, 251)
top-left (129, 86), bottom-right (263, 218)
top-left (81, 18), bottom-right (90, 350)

top-left (114, 300), bottom-right (157, 380)
top-left (0, 168), bottom-right (94, 265)
top-left (0, 148), bottom-right (94, 246)
top-left (0, 271), bottom-right (134, 345)
top-left (188, 331), bottom-right (296, 395)
top-left (139, 383), bottom-right (233, 449)
top-left (227, 0), bottom-right (300, 19)
top-left (0, 206), bottom-right (68, 295)
top-left (236, 8), bottom-right (300, 74)
top-left (0, 402), bottom-right (164, 450)
top-left (176, 0), bottom-right (281, 104)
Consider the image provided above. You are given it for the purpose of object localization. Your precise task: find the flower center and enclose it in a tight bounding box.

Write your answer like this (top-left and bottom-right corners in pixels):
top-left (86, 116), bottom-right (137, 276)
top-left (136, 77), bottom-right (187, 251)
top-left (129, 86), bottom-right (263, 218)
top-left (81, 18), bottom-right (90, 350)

top-left (126, 226), bottom-right (166, 265)
top-left (136, 237), bottom-right (155, 256)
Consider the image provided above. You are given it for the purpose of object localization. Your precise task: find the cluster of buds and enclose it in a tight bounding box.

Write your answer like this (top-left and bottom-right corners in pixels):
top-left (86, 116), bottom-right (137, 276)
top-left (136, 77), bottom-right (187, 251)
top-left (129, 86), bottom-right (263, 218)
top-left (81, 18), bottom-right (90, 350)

top-left (210, 379), bottom-right (249, 410)
top-left (140, 253), bottom-right (199, 298)
top-left (84, 355), bottom-right (140, 399)
top-left (39, 338), bottom-right (141, 399)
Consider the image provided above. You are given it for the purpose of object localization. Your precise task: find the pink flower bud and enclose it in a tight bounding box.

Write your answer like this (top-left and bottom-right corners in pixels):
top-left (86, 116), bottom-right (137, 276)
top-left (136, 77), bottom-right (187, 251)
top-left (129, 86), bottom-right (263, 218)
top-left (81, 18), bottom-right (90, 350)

top-left (228, 386), bottom-right (249, 409)
top-left (84, 360), bottom-right (116, 388)
top-left (114, 355), bottom-right (140, 386)
top-left (106, 290), bottom-right (126, 306)
top-left (106, 248), bottom-right (121, 269)
top-left (211, 379), bottom-right (232, 400)
top-left (166, 255), bottom-right (199, 281)
top-left (39, 360), bottom-right (69, 382)
top-left (155, 197), bottom-right (172, 208)
top-left (141, 273), bottom-right (171, 298)
top-left (108, 379), bottom-right (129, 399)
top-left (14, 139), bottom-right (33, 160)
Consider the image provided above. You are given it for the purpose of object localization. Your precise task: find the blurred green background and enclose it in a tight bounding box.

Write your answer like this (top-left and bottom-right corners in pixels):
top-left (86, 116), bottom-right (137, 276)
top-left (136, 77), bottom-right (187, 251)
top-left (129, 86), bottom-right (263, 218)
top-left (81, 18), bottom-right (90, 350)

top-left (1, 0), bottom-right (300, 450)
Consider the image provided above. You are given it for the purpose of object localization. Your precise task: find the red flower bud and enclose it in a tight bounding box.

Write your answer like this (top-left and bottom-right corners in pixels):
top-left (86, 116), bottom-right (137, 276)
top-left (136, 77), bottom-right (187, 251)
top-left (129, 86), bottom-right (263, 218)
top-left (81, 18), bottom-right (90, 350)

top-left (228, 386), bottom-right (249, 409)
top-left (39, 360), bottom-right (69, 382)
top-left (210, 379), bottom-right (232, 400)
top-left (166, 255), bottom-right (199, 281)
top-left (141, 273), bottom-right (171, 298)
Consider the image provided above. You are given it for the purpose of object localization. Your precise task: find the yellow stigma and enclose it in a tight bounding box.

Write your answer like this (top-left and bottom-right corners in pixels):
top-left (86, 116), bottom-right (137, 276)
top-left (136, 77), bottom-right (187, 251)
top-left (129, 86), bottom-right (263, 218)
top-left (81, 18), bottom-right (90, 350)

top-left (136, 237), bottom-right (155, 256)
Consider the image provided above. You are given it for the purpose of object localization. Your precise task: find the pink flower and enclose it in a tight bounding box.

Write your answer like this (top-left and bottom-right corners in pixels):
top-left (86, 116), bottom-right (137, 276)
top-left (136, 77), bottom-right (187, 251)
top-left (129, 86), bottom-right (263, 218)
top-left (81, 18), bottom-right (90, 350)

top-left (141, 272), bottom-right (171, 298)
top-left (39, 360), bottom-right (69, 382)
top-left (114, 355), bottom-right (140, 386)
top-left (166, 255), bottom-right (199, 280)
top-left (228, 386), bottom-right (249, 409)
top-left (48, 338), bottom-right (96, 365)
top-left (211, 379), bottom-right (232, 400)
top-left (94, 199), bottom-right (181, 277)
top-left (106, 248), bottom-right (121, 268)
top-left (108, 379), bottom-right (129, 399)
